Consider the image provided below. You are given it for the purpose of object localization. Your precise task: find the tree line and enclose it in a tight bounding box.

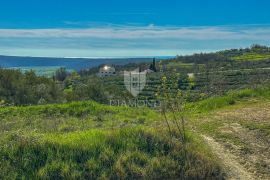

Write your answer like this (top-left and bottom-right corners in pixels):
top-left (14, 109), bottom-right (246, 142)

top-left (0, 68), bottom-right (109, 106)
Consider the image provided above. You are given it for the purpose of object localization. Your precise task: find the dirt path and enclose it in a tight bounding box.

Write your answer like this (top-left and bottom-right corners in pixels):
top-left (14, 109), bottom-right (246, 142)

top-left (202, 135), bottom-right (255, 180)
top-left (196, 102), bottom-right (270, 180)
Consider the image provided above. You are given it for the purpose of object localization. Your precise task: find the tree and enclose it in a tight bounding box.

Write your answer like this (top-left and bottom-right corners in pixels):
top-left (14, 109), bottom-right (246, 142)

top-left (55, 67), bottom-right (68, 81)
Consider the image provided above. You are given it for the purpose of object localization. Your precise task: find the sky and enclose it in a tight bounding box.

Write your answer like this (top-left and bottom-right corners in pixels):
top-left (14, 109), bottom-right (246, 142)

top-left (0, 0), bottom-right (270, 57)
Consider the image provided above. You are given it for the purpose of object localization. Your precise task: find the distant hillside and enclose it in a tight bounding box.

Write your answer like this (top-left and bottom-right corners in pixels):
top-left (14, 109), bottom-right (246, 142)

top-left (173, 45), bottom-right (270, 64)
top-left (220, 44), bottom-right (270, 61)
top-left (0, 55), bottom-right (170, 70)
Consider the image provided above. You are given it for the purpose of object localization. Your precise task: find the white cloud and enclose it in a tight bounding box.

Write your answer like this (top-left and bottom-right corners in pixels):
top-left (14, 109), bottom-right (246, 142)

top-left (0, 25), bottom-right (270, 57)
top-left (0, 25), bottom-right (270, 40)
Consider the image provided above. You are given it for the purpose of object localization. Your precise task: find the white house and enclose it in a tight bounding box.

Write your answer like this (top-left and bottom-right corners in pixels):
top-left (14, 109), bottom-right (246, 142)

top-left (97, 65), bottom-right (116, 77)
top-left (144, 69), bottom-right (154, 74)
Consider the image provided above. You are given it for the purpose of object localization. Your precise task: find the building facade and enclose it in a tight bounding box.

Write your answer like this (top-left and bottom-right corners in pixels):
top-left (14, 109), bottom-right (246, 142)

top-left (97, 65), bottom-right (116, 77)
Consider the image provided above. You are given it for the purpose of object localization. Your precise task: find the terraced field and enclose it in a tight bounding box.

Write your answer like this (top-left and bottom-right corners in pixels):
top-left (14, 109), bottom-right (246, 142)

top-left (232, 52), bottom-right (270, 61)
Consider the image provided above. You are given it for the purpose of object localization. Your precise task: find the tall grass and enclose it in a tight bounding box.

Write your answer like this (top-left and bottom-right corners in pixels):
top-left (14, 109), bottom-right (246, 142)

top-left (1, 90), bottom-right (249, 179)
top-left (0, 128), bottom-right (223, 179)
top-left (0, 101), bottom-right (158, 133)
top-left (186, 86), bottom-right (270, 114)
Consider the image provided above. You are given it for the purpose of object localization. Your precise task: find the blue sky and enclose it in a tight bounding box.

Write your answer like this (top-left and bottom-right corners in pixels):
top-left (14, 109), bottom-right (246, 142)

top-left (0, 0), bottom-right (270, 57)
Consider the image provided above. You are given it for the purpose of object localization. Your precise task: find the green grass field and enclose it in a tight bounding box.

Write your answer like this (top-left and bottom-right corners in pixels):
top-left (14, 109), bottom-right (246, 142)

top-left (0, 100), bottom-right (223, 179)
top-left (1, 87), bottom-right (270, 179)
top-left (231, 52), bottom-right (270, 61)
